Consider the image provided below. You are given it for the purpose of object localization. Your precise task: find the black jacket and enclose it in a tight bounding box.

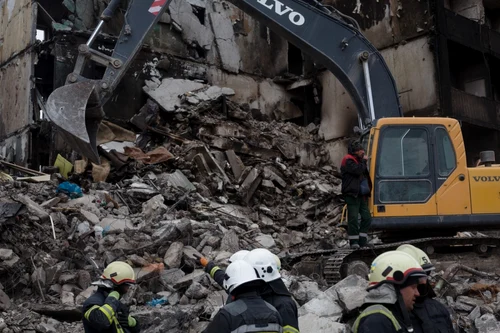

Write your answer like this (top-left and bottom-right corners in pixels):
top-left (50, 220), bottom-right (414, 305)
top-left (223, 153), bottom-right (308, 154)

top-left (340, 154), bottom-right (370, 197)
top-left (82, 288), bottom-right (140, 333)
top-left (261, 280), bottom-right (299, 333)
top-left (356, 304), bottom-right (421, 333)
top-left (202, 292), bottom-right (283, 333)
top-left (205, 261), bottom-right (232, 303)
top-left (411, 298), bottom-right (455, 333)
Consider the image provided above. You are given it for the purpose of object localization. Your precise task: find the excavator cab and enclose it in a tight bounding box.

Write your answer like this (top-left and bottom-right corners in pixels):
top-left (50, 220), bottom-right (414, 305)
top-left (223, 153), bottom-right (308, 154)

top-left (367, 117), bottom-right (500, 234)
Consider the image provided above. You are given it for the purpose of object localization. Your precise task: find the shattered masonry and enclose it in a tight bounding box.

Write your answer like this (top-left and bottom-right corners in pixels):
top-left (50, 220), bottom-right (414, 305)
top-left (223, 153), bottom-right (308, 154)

top-left (1, 79), bottom-right (500, 332)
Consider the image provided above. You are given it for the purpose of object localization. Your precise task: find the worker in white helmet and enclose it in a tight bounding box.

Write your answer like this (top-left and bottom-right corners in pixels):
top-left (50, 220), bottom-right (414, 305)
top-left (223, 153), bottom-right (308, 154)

top-left (244, 248), bottom-right (299, 333)
top-left (202, 260), bottom-right (282, 333)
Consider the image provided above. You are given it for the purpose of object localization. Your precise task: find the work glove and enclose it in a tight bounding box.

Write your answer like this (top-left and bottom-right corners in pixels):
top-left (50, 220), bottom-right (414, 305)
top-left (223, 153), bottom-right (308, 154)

top-left (193, 254), bottom-right (216, 274)
top-left (117, 304), bottom-right (138, 329)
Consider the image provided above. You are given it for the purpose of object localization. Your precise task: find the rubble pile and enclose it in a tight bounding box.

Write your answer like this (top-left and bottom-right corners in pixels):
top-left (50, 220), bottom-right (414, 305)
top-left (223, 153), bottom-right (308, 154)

top-left (1, 79), bottom-right (500, 332)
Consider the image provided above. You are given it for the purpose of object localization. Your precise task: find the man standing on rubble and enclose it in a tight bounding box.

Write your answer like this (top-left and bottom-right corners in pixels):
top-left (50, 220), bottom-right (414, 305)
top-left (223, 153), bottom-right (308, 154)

top-left (82, 261), bottom-right (140, 333)
top-left (202, 260), bottom-right (283, 333)
top-left (352, 251), bottom-right (428, 333)
top-left (244, 248), bottom-right (300, 333)
top-left (341, 141), bottom-right (372, 249)
top-left (397, 244), bottom-right (455, 333)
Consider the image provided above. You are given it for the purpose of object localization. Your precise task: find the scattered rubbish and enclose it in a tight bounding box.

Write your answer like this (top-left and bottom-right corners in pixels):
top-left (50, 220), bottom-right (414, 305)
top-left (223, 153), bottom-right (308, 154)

top-left (54, 154), bottom-right (73, 179)
top-left (146, 297), bottom-right (168, 307)
top-left (56, 182), bottom-right (83, 199)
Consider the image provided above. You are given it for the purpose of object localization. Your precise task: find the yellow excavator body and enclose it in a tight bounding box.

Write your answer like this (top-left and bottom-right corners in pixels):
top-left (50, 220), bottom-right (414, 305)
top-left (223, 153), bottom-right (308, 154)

top-left (365, 117), bottom-right (500, 231)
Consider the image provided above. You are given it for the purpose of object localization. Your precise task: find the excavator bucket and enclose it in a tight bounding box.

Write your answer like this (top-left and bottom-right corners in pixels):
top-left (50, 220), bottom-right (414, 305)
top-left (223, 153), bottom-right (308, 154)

top-left (45, 81), bottom-right (103, 164)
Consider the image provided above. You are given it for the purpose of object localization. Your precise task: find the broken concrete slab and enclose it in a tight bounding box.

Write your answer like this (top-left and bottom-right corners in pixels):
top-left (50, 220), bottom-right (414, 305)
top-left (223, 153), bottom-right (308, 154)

top-left (225, 150), bottom-right (245, 180)
top-left (144, 78), bottom-right (205, 112)
top-left (475, 313), bottom-right (500, 332)
top-left (298, 291), bottom-right (343, 319)
top-left (169, 0), bottom-right (214, 51)
top-left (15, 194), bottom-right (49, 221)
top-left (164, 242), bottom-right (184, 268)
top-left (185, 281), bottom-right (209, 299)
top-left (75, 286), bottom-right (97, 306)
top-left (80, 209), bottom-right (100, 225)
top-left (163, 170), bottom-right (196, 192)
top-left (255, 234), bottom-right (276, 249)
top-left (99, 217), bottom-right (134, 233)
top-left (0, 249), bottom-right (13, 261)
top-left (134, 263), bottom-right (164, 283)
top-left (142, 194), bottom-right (168, 222)
top-left (298, 314), bottom-right (347, 333)
top-left (173, 269), bottom-right (205, 289)
top-left (160, 268), bottom-right (186, 286)
top-left (239, 168), bottom-right (262, 204)
top-left (209, 12), bottom-right (241, 73)
top-left (219, 229), bottom-right (239, 253)
top-left (128, 254), bottom-right (149, 267)
top-left (333, 274), bottom-right (369, 312)
top-left (192, 86), bottom-right (235, 102)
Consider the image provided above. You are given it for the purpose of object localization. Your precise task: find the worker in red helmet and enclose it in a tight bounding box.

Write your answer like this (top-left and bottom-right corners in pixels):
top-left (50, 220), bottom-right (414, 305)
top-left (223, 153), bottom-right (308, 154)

top-left (82, 261), bottom-right (140, 333)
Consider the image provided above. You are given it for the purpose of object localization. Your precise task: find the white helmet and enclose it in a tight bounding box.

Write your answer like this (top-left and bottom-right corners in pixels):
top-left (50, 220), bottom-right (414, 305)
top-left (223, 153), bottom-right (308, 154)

top-left (229, 250), bottom-right (250, 263)
top-left (244, 248), bottom-right (281, 282)
top-left (223, 260), bottom-right (261, 293)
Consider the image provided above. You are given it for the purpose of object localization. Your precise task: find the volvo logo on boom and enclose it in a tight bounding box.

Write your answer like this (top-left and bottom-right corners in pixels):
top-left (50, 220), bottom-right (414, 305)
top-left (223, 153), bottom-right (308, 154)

top-left (473, 176), bottom-right (500, 182)
top-left (256, 0), bottom-right (306, 26)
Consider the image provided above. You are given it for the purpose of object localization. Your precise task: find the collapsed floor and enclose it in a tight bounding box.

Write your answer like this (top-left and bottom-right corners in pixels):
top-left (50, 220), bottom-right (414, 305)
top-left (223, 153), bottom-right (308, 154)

top-left (0, 80), bottom-right (500, 333)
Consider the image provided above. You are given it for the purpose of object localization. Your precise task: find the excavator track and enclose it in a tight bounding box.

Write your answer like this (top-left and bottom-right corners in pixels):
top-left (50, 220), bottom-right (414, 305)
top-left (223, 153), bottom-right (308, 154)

top-left (283, 235), bottom-right (500, 285)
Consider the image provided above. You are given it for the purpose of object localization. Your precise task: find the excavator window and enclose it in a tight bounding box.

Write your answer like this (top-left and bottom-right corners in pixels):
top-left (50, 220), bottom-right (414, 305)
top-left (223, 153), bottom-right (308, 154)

top-left (435, 128), bottom-right (456, 177)
top-left (375, 126), bottom-right (433, 204)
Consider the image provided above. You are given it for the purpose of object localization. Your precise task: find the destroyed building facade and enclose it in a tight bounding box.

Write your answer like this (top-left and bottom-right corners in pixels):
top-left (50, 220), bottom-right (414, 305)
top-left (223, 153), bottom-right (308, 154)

top-left (331, 0), bottom-right (500, 165)
top-left (0, 0), bottom-right (327, 168)
top-left (2, 0), bottom-right (500, 167)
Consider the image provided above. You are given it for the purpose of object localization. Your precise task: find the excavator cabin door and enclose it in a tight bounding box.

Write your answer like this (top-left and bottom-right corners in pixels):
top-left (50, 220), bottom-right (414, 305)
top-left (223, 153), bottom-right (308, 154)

top-left (370, 124), bottom-right (438, 220)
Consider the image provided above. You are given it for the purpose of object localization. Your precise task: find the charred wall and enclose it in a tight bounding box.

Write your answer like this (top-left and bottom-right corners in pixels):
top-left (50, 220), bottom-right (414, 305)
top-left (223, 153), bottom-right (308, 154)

top-left (0, 0), bottom-right (36, 164)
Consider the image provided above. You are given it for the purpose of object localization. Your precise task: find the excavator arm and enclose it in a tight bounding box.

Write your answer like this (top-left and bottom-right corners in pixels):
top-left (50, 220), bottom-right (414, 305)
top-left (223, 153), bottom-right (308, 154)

top-left (46, 0), bottom-right (172, 163)
top-left (45, 0), bottom-right (402, 164)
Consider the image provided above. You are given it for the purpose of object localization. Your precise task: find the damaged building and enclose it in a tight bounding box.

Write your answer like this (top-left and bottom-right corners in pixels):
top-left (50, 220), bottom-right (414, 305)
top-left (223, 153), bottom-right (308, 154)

top-left (2, 0), bottom-right (500, 167)
top-left (330, 0), bottom-right (500, 165)
top-left (1, 0), bottom-right (330, 168)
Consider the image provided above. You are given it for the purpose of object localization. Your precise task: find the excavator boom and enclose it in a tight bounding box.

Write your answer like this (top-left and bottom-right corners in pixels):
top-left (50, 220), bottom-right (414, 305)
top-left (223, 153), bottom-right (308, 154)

top-left (45, 0), bottom-right (402, 164)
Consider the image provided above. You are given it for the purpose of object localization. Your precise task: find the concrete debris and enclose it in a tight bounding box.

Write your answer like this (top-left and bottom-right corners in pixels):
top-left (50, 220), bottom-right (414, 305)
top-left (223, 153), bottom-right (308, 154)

top-left (1, 78), bottom-right (499, 332)
top-left (209, 12), bottom-right (241, 73)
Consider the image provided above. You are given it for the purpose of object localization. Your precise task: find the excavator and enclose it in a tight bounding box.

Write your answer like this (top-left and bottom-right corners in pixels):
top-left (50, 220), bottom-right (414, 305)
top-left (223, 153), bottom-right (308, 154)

top-left (45, 0), bottom-right (500, 284)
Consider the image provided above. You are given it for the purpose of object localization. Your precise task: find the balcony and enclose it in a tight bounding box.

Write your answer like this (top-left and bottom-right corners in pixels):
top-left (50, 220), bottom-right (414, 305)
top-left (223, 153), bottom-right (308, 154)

top-left (450, 88), bottom-right (500, 130)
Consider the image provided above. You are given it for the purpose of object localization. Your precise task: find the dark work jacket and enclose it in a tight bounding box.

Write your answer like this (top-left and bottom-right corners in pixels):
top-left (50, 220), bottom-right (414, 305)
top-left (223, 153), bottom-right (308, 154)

top-left (261, 280), bottom-right (299, 333)
top-left (202, 291), bottom-right (283, 333)
top-left (357, 304), bottom-right (420, 333)
top-left (82, 288), bottom-right (139, 333)
top-left (340, 154), bottom-right (371, 197)
top-left (205, 261), bottom-right (232, 303)
top-left (411, 298), bottom-right (455, 333)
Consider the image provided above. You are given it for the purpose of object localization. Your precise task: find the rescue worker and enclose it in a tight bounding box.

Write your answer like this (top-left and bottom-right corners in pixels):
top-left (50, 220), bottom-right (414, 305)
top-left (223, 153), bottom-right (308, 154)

top-left (202, 260), bottom-right (283, 333)
top-left (82, 261), bottom-right (140, 333)
top-left (397, 244), bottom-right (455, 333)
top-left (244, 248), bottom-right (300, 333)
top-left (352, 251), bottom-right (428, 333)
top-left (196, 250), bottom-right (250, 289)
top-left (341, 141), bottom-right (372, 249)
